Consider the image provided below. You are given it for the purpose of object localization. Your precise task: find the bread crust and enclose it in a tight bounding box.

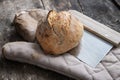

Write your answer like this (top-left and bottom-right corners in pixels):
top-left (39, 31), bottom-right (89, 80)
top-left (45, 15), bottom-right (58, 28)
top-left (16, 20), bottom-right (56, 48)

top-left (36, 10), bottom-right (84, 55)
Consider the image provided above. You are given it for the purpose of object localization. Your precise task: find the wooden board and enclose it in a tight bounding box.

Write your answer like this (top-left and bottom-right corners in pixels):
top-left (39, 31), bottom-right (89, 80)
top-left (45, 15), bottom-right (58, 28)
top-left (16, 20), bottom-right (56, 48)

top-left (79, 0), bottom-right (120, 33)
top-left (69, 10), bottom-right (120, 47)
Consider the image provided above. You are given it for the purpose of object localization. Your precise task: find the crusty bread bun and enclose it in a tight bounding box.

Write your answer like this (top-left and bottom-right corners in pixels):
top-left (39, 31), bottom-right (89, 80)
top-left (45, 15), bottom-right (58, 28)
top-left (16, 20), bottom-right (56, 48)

top-left (36, 10), bottom-right (84, 55)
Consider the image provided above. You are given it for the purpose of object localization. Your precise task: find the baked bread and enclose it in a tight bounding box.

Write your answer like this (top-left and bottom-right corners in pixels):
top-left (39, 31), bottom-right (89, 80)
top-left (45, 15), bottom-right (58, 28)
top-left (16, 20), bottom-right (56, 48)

top-left (36, 10), bottom-right (84, 55)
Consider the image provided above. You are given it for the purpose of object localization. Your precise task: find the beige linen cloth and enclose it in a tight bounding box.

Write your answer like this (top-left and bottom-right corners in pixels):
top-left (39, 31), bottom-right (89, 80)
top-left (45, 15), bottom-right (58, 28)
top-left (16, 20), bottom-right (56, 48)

top-left (3, 42), bottom-right (120, 80)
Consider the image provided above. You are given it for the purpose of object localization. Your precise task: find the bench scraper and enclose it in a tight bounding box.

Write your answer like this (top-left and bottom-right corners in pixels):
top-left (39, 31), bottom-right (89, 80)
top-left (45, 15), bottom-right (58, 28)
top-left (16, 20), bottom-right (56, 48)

top-left (69, 10), bottom-right (120, 67)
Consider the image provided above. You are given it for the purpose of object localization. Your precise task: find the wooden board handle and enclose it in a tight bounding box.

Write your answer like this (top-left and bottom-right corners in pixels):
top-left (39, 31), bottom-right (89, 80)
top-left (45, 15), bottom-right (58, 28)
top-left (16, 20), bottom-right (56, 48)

top-left (69, 10), bottom-right (120, 47)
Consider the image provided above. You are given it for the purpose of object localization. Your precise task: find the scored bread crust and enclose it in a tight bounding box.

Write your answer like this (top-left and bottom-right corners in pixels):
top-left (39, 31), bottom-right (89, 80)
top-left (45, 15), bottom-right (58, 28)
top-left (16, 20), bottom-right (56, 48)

top-left (36, 10), bottom-right (84, 55)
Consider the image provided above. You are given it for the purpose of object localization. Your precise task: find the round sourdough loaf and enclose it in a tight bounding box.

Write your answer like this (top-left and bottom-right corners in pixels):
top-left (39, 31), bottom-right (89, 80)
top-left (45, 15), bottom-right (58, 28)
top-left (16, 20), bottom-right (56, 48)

top-left (36, 10), bottom-right (84, 55)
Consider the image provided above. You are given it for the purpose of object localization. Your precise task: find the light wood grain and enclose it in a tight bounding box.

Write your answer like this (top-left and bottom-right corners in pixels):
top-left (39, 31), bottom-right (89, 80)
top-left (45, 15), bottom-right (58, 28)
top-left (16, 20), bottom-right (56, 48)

top-left (69, 10), bottom-right (120, 46)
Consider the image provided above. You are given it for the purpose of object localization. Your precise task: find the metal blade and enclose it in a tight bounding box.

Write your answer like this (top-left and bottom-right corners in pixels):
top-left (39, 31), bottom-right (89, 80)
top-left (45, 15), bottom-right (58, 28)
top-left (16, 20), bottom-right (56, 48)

top-left (69, 30), bottom-right (113, 67)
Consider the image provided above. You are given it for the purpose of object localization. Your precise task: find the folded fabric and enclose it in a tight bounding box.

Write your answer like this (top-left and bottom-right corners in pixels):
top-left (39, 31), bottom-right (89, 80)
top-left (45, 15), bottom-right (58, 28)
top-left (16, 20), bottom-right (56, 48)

top-left (2, 42), bottom-right (120, 80)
